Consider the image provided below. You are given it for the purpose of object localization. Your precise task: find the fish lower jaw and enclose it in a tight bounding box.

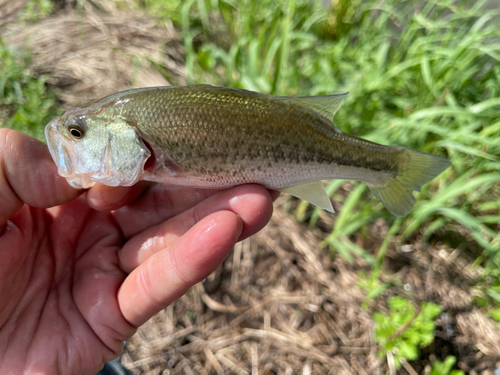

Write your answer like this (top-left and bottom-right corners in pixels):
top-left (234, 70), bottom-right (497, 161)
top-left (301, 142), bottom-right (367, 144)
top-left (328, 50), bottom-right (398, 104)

top-left (65, 175), bottom-right (97, 189)
top-left (63, 173), bottom-right (134, 189)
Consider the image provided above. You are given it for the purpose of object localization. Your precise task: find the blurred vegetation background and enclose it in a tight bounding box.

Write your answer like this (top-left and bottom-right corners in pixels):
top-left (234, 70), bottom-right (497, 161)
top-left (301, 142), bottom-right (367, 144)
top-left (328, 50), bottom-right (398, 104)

top-left (1, 0), bottom-right (499, 373)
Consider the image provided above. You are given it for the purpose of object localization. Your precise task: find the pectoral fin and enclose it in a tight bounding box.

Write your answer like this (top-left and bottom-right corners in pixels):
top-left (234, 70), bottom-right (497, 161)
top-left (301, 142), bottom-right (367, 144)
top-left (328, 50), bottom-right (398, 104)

top-left (280, 181), bottom-right (334, 213)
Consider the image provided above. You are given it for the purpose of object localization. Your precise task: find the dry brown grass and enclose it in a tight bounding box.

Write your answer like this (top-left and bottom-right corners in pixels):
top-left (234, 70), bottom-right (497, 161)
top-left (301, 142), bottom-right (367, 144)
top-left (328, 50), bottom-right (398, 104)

top-left (4, 0), bottom-right (185, 106)
top-left (2, 1), bottom-right (500, 373)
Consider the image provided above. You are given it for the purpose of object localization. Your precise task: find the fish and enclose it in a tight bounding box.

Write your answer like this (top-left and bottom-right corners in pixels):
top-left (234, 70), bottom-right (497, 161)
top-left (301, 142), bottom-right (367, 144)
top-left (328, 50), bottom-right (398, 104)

top-left (45, 85), bottom-right (451, 216)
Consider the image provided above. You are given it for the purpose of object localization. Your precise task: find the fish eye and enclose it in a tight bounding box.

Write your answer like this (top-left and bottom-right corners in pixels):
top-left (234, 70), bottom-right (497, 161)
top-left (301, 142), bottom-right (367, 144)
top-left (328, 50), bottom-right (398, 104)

top-left (68, 125), bottom-right (84, 139)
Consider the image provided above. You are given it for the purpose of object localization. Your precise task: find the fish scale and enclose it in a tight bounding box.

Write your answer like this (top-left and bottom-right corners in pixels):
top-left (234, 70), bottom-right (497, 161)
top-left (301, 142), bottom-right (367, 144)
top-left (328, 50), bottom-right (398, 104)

top-left (121, 87), bottom-right (394, 178)
top-left (45, 84), bottom-right (451, 216)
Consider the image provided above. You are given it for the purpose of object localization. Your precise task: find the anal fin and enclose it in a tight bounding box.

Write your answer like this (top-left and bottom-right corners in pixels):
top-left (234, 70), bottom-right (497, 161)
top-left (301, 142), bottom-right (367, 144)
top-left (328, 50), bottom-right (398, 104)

top-left (280, 181), bottom-right (334, 213)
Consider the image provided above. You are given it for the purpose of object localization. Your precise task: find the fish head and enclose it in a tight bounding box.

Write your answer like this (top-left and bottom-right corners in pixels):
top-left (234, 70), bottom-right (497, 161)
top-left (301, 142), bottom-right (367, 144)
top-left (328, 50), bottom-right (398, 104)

top-left (45, 104), bottom-right (151, 189)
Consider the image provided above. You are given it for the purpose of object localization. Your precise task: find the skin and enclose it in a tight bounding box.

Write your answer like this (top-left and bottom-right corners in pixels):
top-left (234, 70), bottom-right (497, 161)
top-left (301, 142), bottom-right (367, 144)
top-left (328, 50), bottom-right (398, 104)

top-left (0, 129), bottom-right (276, 375)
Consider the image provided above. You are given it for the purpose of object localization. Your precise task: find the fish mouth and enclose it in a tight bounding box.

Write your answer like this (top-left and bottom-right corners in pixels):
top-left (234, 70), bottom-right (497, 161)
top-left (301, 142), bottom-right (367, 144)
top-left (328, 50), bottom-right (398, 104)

top-left (45, 119), bottom-right (153, 189)
top-left (45, 121), bottom-right (97, 189)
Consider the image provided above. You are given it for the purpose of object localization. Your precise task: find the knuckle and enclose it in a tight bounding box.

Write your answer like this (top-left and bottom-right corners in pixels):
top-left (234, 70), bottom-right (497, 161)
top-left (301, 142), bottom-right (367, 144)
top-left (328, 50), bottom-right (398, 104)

top-left (190, 204), bottom-right (203, 226)
top-left (138, 263), bottom-right (163, 308)
top-left (168, 244), bottom-right (192, 286)
top-left (154, 185), bottom-right (175, 216)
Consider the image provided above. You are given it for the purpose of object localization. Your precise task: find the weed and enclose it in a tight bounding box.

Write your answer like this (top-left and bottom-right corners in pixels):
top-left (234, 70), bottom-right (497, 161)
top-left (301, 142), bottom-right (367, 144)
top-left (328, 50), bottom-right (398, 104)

top-left (430, 355), bottom-right (465, 375)
top-left (0, 39), bottom-right (58, 141)
top-left (19, 0), bottom-right (53, 24)
top-left (373, 296), bottom-right (442, 369)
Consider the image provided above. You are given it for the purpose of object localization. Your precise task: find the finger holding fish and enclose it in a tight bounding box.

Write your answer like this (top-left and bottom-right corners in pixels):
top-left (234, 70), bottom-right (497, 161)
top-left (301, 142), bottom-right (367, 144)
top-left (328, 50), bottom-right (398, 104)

top-left (111, 184), bottom-right (222, 238)
top-left (0, 128), bottom-right (81, 226)
top-left (118, 209), bottom-right (244, 326)
top-left (118, 184), bottom-right (274, 272)
top-left (86, 181), bottom-right (151, 211)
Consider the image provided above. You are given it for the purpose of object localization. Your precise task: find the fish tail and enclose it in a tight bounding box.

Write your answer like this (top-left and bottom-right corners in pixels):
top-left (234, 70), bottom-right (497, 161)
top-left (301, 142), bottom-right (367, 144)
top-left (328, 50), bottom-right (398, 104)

top-left (368, 149), bottom-right (451, 216)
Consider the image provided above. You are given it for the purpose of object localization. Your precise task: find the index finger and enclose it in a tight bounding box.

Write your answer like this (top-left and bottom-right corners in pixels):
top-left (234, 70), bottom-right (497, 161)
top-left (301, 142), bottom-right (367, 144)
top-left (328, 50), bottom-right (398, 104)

top-left (111, 183), bottom-right (279, 239)
top-left (112, 184), bottom-right (221, 238)
top-left (0, 129), bottom-right (81, 226)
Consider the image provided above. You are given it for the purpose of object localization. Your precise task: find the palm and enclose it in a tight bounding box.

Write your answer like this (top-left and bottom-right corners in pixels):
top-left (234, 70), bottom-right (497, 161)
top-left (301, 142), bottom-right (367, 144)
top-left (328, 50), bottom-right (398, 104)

top-left (0, 198), bottom-right (130, 375)
top-left (0, 130), bottom-right (275, 374)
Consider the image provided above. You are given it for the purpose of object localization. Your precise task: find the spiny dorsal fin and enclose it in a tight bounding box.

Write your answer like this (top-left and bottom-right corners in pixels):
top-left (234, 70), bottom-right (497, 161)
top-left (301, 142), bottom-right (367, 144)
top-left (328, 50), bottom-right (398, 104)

top-left (276, 92), bottom-right (348, 122)
top-left (279, 181), bottom-right (334, 213)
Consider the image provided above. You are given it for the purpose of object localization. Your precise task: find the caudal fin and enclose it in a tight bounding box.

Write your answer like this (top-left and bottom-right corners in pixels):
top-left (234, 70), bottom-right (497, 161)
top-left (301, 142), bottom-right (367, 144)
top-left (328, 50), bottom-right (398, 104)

top-left (368, 149), bottom-right (451, 216)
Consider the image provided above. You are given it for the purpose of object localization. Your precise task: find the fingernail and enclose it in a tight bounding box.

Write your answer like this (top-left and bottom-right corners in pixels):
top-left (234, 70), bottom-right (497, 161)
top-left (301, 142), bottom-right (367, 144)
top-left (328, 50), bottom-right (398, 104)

top-left (236, 213), bottom-right (244, 237)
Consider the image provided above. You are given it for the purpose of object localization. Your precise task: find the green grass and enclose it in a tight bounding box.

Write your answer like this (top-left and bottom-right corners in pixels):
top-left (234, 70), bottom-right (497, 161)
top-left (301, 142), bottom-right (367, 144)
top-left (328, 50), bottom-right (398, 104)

top-left (0, 0), bottom-right (56, 140)
top-left (0, 38), bottom-right (58, 141)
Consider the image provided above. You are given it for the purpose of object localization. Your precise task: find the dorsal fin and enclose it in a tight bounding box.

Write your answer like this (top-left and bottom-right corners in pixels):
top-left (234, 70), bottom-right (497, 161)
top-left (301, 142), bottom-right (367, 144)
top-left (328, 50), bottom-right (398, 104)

top-left (275, 92), bottom-right (348, 122)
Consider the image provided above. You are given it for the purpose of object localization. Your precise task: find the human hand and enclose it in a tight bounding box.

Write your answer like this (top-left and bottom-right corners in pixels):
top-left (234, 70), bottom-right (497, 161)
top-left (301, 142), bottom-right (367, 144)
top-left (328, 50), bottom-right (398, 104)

top-left (0, 129), bottom-right (275, 375)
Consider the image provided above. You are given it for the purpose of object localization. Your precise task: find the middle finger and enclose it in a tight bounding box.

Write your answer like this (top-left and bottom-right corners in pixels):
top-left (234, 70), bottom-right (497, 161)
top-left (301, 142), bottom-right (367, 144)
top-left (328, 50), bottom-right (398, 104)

top-left (119, 184), bottom-right (274, 273)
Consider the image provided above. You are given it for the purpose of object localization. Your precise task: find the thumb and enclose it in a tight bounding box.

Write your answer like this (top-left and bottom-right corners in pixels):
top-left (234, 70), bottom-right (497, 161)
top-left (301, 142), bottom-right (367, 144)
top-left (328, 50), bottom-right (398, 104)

top-left (0, 129), bottom-right (81, 226)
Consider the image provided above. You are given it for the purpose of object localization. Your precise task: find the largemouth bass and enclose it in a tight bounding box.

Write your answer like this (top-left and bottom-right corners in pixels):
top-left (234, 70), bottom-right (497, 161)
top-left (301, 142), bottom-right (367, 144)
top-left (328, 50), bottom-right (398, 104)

top-left (45, 85), bottom-right (450, 216)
